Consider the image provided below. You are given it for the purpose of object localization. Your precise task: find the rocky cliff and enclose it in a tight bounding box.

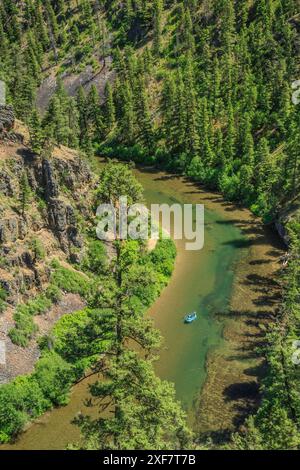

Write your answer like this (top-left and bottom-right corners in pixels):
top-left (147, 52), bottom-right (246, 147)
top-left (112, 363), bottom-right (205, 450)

top-left (0, 130), bottom-right (95, 303)
top-left (0, 105), bottom-right (14, 135)
top-left (0, 118), bottom-right (98, 383)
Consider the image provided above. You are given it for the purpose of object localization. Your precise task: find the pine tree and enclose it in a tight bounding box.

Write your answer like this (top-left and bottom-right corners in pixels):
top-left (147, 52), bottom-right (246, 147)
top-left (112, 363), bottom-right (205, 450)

top-left (45, 0), bottom-right (59, 41)
top-left (86, 85), bottom-right (103, 142)
top-left (136, 75), bottom-right (154, 151)
top-left (183, 7), bottom-right (195, 54)
top-left (221, 0), bottom-right (236, 55)
top-left (224, 99), bottom-right (236, 166)
top-left (153, 0), bottom-right (163, 57)
top-left (34, 0), bottom-right (49, 50)
top-left (120, 80), bottom-right (136, 145)
top-left (12, 52), bottom-right (37, 120)
top-left (239, 113), bottom-right (255, 166)
top-left (77, 86), bottom-right (88, 145)
top-left (45, 0), bottom-right (59, 62)
top-left (286, 108), bottom-right (300, 198)
top-left (183, 56), bottom-right (199, 157)
top-left (199, 97), bottom-right (213, 165)
top-left (81, 0), bottom-right (96, 43)
top-left (29, 109), bottom-right (45, 155)
top-left (104, 82), bottom-right (116, 133)
top-left (66, 97), bottom-right (79, 148)
top-left (43, 95), bottom-right (67, 145)
top-left (74, 165), bottom-right (192, 451)
top-left (161, 74), bottom-right (176, 150)
top-left (214, 127), bottom-right (225, 170)
top-left (173, 70), bottom-right (186, 155)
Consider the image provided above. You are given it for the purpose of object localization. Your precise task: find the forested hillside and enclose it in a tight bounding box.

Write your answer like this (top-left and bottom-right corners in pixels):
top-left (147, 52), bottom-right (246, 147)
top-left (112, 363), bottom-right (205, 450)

top-left (0, 0), bottom-right (300, 450)
top-left (1, 0), bottom-right (299, 221)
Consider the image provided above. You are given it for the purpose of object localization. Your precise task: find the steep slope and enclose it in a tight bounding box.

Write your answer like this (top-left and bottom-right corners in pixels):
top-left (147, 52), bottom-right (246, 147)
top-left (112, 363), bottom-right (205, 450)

top-left (0, 107), bottom-right (96, 383)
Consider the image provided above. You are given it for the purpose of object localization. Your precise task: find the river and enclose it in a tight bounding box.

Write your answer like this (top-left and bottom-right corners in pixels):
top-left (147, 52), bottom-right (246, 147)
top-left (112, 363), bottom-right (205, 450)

top-left (2, 166), bottom-right (283, 450)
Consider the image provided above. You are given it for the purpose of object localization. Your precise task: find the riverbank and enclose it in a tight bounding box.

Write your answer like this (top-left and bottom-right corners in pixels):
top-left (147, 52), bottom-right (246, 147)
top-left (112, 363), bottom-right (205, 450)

top-left (134, 168), bottom-right (285, 435)
top-left (193, 195), bottom-right (284, 444)
top-left (0, 235), bottom-right (177, 449)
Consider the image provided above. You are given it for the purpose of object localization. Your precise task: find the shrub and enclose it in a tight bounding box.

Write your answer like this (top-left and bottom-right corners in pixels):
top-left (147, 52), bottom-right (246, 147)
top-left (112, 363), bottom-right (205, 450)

top-left (0, 353), bottom-right (76, 442)
top-left (45, 284), bottom-right (62, 303)
top-left (9, 294), bottom-right (52, 347)
top-left (29, 238), bottom-right (46, 261)
top-left (150, 239), bottom-right (176, 279)
top-left (8, 327), bottom-right (34, 348)
top-left (0, 397), bottom-right (27, 443)
top-left (0, 376), bottom-right (48, 443)
top-left (0, 286), bottom-right (8, 313)
top-left (33, 352), bottom-right (75, 406)
top-left (51, 265), bottom-right (91, 298)
top-left (81, 240), bottom-right (107, 275)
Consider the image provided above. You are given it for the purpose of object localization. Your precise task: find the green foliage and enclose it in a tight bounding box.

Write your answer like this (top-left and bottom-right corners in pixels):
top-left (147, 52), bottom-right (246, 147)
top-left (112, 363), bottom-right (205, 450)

top-left (33, 351), bottom-right (75, 406)
top-left (81, 239), bottom-right (107, 275)
top-left (43, 79), bottom-right (79, 147)
top-left (75, 236), bottom-right (191, 450)
top-left (50, 308), bottom-right (110, 364)
top-left (233, 219), bottom-right (300, 450)
top-left (29, 237), bottom-right (46, 261)
top-left (29, 108), bottom-right (45, 155)
top-left (5, 0), bottom-right (297, 224)
top-left (0, 351), bottom-right (73, 443)
top-left (2, 0), bottom-right (299, 450)
top-left (8, 261), bottom-right (93, 348)
top-left (0, 376), bottom-right (45, 443)
top-left (9, 293), bottom-right (52, 347)
top-left (76, 353), bottom-right (192, 450)
top-left (96, 161), bottom-right (144, 205)
top-left (150, 238), bottom-right (177, 283)
top-left (51, 264), bottom-right (92, 298)
top-left (0, 230), bottom-right (179, 445)
top-left (0, 286), bottom-right (8, 313)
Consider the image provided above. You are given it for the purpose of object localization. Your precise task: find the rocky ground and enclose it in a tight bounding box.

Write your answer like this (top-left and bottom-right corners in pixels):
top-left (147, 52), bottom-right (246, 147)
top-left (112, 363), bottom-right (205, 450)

top-left (0, 293), bottom-right (85, 384)
top-left (0, 118), bottom-right (95, 301)
top-left (37, 56), bottom-right (114, 113)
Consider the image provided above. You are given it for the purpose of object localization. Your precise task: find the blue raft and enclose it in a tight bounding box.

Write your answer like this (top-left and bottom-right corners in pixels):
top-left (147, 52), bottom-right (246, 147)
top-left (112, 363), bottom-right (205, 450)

top-left (184, 312), bottom-right (197, 324)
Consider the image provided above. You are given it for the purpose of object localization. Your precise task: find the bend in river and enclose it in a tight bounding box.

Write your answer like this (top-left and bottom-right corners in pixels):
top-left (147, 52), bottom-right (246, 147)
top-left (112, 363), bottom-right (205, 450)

top-left (2, 167), bottom-right (284, 450)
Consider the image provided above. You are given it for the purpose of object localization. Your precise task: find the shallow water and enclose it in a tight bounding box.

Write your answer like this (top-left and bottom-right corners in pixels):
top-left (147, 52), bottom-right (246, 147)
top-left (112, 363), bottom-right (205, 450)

top-left (2, 168), bottom-right (247, 450)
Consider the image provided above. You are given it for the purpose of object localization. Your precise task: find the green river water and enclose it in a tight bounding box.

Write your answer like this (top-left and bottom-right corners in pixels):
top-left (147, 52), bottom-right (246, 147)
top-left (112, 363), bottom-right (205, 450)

top-left (3, 167), bottom-right (247, 450)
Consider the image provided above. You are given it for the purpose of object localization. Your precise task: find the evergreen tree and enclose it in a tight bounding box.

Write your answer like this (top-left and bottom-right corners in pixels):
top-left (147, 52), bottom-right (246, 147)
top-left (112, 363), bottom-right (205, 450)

top-left (183, 56), bottom-right (199, 157)
top-left (136, 76), bottom-right (154, 151)
top-left (153, 0), bottom-right (163, 57)
top-left (104, 82), bottom-right (116, 133)
top-left (86, 85), bottom-right (103, 142)
top-left (75, 165), bottom-right (191, 450)
top-left (29, 109), bottom-right (45, 155)
top-left (66, 97), bottom-right (79, 148)
top-left (120, 81), bottom-right (136, 145)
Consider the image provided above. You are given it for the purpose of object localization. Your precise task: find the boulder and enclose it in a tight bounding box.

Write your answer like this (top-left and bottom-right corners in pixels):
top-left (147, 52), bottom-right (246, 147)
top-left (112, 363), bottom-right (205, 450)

top-left (0, 105), bottom-right (15, 134)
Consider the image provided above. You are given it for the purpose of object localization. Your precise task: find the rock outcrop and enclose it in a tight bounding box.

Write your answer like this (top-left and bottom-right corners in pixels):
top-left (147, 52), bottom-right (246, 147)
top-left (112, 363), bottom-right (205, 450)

top-left (0, 136), bottom-right (96, 303)
top-left (0, 118), bottom-right (99, 384)
top-left (275, 197), bottom-right (300, 246)
top-left (0, 105), bottom-right (15, 135)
